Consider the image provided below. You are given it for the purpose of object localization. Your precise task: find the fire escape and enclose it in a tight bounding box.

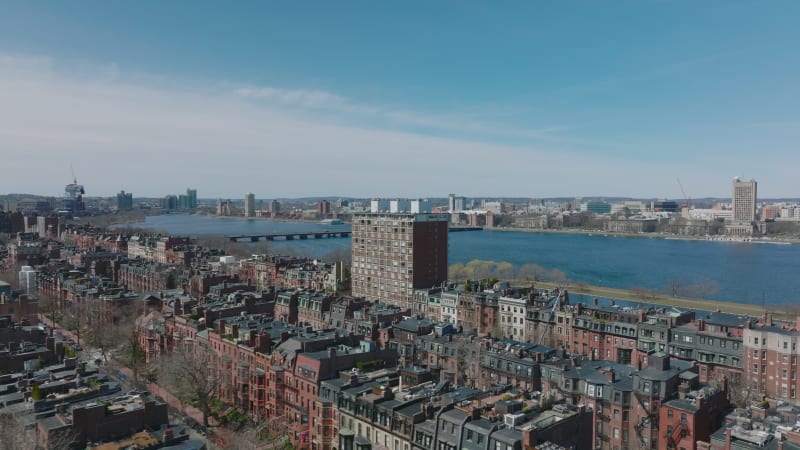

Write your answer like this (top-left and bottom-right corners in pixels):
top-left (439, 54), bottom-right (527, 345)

top-left (633, 391), bottom-right (659, 450)
top-left (665, 419), bottom-right (688, 449)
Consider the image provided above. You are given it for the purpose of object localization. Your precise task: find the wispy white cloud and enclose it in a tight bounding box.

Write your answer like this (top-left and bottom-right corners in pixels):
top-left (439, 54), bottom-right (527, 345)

top-left (233, 83), bottom-right (571, 142)
top-left (0, 53), bottom-right (791, 198)
top-left (234, 87), bottom-right (351, 110)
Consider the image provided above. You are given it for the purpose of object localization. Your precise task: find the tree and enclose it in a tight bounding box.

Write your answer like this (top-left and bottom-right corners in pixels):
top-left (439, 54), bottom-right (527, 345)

top-left (518, 263), bottom-right (546, 283)
top-left (324, 247), bottom-right (351, 266)
top-left (667, 280), bottom-right (684, 297)
top-left (548, 269), bottom-right (570, 289)
top-left (465, 260), bottom-right (492, 280)
top-left (685, 279), bottom-right (720, 299)
top-left (725, 373), bottom-right (753, 408)
top-left (38, 293), bottom-right (62, 324)
top-left (495, 261), bottom-right (516, 280)
top-left (0, 412), bottom-right (35, 450)
top-left (30, 383), bottom-right (42, 401)
top-left (448, 263), bottom-right (467, 282)
top-left (0, 410), bottom-right (75, 450)
top-left (62, 300), bottom-right (90, 347)
top-left (112, 303), bottom-right (146, 388)
top-left (252, 241), bottom-right (273, 256)
top-left (160, 342), bottom-right (224, 428)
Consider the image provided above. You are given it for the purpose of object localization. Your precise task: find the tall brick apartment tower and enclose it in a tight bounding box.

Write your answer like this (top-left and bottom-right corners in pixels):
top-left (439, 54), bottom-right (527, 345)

top-left (351, 200), bottom-right (448, 309)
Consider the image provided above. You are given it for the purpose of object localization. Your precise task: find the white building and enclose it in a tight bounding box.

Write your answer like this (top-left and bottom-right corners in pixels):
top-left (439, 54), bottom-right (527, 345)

top-left (498, 295), bottom-right (528, 341)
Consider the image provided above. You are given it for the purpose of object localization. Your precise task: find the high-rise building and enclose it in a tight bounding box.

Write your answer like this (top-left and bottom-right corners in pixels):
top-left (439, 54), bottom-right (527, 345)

top-left (117, 190), bottom-right (133, 211)
top-left (351, 208), bottom-right (449, 309)
top-left (186, 188), bottom-right (197, 209)
top-left (732, 177), bottom-right (757, 222)
top-left (63, 178), bottom-right (85, 215)
top-left (161, 195), bottom-right (177, 210)
top-left (244, 193), bottom-right (256, 218)
top-left (448, 194), bottom-right (466, 212)
top-left (318, 199), bottom-right (331, 217)
top-left (269, 200), bottom-right (281, 214)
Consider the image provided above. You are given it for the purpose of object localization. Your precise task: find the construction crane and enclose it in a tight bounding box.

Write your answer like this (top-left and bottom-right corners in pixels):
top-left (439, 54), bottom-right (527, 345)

top-left (676, 178), bottom-right (691, 210)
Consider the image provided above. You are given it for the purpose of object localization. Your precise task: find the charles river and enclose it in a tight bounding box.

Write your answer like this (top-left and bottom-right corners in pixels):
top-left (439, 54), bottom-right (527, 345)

top-left (115, 214), bottom-right (800, 306)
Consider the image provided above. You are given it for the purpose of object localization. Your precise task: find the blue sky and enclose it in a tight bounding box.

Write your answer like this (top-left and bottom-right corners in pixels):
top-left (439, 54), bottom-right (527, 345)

top-left (0, 1), bottom-right (798, 198)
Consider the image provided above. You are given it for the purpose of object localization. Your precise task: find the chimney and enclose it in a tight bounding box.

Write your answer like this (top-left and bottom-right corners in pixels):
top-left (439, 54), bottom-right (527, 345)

top-left (522, 428), bottom-right (538, 448)
top-left (469, 407), bottom-right (481, 419)
top-left (248, 329), bottom-right (257, 347)
top-left (256, 332), bottom-right (271, 353)
top-left (766, 313), bottom-right (774, 327)
top-left (217, 319), bottom-right (226, 334)
top-left (725, 428), bottom-right (732, 449)
top-left (638, 310), bottom-right (647, 322)
top-left (164, 428), bottom-right (174, 442)
top-left (795, 316), bottom-right (800, 332)
top-left (174, 298), bottom-right (183, 315)
top-left (231, 324), bottom-right (239, 338)
top-left (607, 369), bottom-right (615, 382)
top-left (778, 436), bottom-right (785, 450)
top-left (328, 347), bottom-right (337, 359)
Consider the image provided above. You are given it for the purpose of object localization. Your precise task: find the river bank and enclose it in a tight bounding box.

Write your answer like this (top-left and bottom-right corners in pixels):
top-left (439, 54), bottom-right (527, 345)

top-left (530, 280), bottom-right (797, 320)
top-left (490, 226), bottom-right (800, 245)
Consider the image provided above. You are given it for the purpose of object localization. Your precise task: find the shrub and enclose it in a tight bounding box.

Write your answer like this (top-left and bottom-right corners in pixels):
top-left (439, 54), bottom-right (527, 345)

top-left (31, 384), bottom-right (42, 401)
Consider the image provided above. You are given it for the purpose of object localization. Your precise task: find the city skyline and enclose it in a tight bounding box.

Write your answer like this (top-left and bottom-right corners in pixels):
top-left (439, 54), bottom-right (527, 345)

top-left (1, 2), bottom-right (799, 198)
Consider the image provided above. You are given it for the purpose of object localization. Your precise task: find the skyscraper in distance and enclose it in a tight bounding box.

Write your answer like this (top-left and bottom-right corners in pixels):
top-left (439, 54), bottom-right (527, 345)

top-left (186, 188), bottom-right (197, 209)
top-left (244, 192), bottom-right (256, 218)
top-left (732, 177), bottom-right (757, 222)
top-left (117, 190), bottom-right (133, 211)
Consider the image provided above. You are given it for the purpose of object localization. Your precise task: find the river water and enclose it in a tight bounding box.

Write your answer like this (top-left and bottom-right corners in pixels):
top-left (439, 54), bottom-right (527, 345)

top-left (115, 214), bottom-right (800, 305)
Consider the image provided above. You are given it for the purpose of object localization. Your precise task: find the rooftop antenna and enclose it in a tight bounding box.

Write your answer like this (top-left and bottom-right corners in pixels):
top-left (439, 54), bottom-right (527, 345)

top-left (70, 163), bottom-right (77, 184)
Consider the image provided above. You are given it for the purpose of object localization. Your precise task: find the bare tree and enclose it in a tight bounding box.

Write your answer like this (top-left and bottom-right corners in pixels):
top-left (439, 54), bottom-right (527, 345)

top-left (495, 261), bottom-right (516, 280)
top-left (253, 241), bottom-right (273, 256)
top-left (0, 412), bottom-right (35, 450)
top-left (62, 300), bottom-right (90, 347)
top-left (518, 263), bottom-right (546, 283)
top-left (465, 260), bottom-right (492, 280)
top-left (448, 263), bottom-right (467, 282)
top-left (548, 269), bottom-right (570, 289)
top-left (324, 246), bottom-right (351, 265)
top-left (113, 303), bottom-right (146, 388)
top-left (38, 292), bottom-right (62, 324)
top-left (725, 373), bottom-right (753, 408)
top-left (685, 279), bottom-right (720, 299)
top-left (160, 342), bottom-right (224, 428)
top-left (0, 409), bottom-right (75, 450)
top-left (666, 279), bottom-right (684, 297)
top-left (0, 262), bottom-right (21, 289)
